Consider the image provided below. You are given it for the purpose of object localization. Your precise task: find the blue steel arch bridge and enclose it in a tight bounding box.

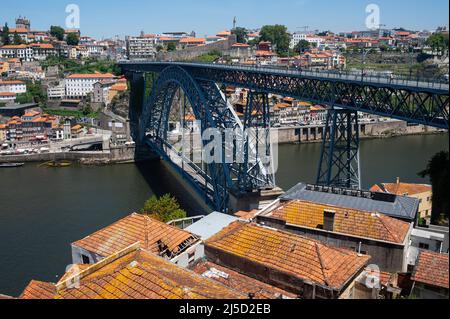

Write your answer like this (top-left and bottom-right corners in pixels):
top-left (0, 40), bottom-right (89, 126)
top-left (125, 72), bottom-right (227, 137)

top-left (120, 61), bottom-right (449, 213)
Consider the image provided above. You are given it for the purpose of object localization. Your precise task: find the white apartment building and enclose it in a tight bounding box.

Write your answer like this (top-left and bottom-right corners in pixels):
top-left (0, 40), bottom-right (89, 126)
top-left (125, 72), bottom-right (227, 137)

top-left (47, 81), bottom-right (66, 99)
top-left (290, 32), bottom-right (308, 49)
top-left (0, 92), bottom-right (16, 102)
top-left (65, 73), bottom-right (116, 98)
top-left (126, 35), bottom-right (157, 60)
top-left (0, 80), bottom-right (27, 94)
top-left (0, 45), bottom-right (33, 61)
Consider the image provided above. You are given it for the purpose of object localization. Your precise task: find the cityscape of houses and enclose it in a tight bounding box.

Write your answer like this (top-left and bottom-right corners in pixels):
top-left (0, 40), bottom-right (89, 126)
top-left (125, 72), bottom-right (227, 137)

top-left (0, 13), bottom-right (448, 302)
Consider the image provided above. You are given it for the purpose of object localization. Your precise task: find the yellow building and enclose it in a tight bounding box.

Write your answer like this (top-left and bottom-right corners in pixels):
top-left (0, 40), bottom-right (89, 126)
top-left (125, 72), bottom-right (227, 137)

top-left (371, 178), bottom-right (433, 220)
top-left (0, 61), bottom-right (9, 73)
top-left (0, 124), bottom-right (7, 142)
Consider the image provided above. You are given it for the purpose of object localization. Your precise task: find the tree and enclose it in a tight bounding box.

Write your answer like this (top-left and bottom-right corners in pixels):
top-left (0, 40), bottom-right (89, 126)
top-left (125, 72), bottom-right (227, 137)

top-left (140, 194), bottom-right (187, 223)
top-left (66, 33), bottom-right (80, 46)
top-left (156, 45), bottom-right (164, 52)
top-left (418, 151), bottom-right (449, 225)
top-left (13, 33), bottom-right (23, 45)
top-left (294, 40), bottom-right (310, 54)
top-left (167, 42), bottom-right (176, 52)
top-left (426, 33), bottom-right (449, 56)
top-left (50, 26), bottom-right (65, 41)
top-left (1, 23), bottom-right (10, 45)
top-left (231, 27), bottom-right (247, 44)
top-left (259, 25), bottom-right (291, 56)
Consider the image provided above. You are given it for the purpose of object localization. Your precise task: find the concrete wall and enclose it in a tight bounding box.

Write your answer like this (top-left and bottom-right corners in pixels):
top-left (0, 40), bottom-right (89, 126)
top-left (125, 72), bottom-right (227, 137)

top-left (273, 122), bottom-right (444, 145)
top-left (257, 215), bottom-right (412, 273)
top-left (156, 36), bottom-right (237, 61)
top-left (0, 146), bottom-right (136, 164)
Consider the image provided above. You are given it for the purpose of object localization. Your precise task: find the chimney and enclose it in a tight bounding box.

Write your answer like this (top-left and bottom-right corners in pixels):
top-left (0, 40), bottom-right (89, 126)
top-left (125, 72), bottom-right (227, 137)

top-left (396, 177), bottom-right (400, 184)
top-left (323, 210), bottom-right (336, 232)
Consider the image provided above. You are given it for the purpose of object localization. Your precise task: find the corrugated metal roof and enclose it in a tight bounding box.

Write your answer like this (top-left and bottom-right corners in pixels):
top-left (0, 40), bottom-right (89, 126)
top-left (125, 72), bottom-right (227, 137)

top-left (281, 183), bottom-right (419, 221)
top-left (186, 212), bottom-right (239, 240)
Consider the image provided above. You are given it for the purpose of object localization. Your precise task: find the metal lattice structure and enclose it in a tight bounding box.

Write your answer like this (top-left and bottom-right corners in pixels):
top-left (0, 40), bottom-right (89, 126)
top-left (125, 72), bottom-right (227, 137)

top-left (127, 66), bottom-right (275, 212)
top-left (121, 62), bottom-right (449, 212)
top-left (317, 108), bottom-right (361, 189)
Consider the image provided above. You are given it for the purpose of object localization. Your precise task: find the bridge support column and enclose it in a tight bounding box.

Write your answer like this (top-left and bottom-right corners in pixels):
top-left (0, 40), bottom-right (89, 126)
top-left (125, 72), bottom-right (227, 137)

top-left (317, 108), bottom-right (361, 189)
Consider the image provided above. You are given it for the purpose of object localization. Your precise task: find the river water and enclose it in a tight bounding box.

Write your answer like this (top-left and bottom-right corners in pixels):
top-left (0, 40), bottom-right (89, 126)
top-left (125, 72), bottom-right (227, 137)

top-left (0, 133), bottom-right (448, 296)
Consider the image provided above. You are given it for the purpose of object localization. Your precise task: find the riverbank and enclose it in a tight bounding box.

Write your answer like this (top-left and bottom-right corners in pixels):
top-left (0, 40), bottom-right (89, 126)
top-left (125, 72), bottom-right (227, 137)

top-left (0, 145), bottom-right (137, 165)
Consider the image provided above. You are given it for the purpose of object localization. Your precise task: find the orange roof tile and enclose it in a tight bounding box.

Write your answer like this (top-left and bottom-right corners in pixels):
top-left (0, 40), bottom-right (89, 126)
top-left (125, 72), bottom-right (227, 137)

top-left (67, 73), bottom-right (115, 79)
top-left (234, 210), bottom-right (259, 220)
top-left (268, 200), bottom-right (411, 244)
top-left (0, 80), bottom-right (25, 85)
top-left (370, 181), bottom-right (431, 196)
top-left (21, 280), bottom-right (57, 299)
top-left (0, 92), bottom-right (16, 97)
top-left (411, 251), bottom-right (449, 289)
top-left (205, 222), bottom-right (370, 290)
top-left (179, 37), bottom-right (206, 44)
top-left (72, 213), bottom-right (200, 259)
top-left (21, 246), bottom-right (243, 299)
top-left (0, 44), bottom-right (28, 49)
top-left (191, 260), bottom-right (297, 299)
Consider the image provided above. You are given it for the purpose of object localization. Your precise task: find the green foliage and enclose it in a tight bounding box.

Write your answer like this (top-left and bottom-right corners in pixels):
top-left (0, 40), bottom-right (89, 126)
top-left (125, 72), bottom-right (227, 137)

top-left (194, 50), bottom-right (221, 63)
top-left (13, 33), bottom-right (23, 45)
top-left (1, 23), bottom-right (11, 45)
top-left (156, 45), bottom-right (164, 52)
top-left (66, 33), bottom-right (80, 46)
top-left (259, 25), bottom-right (290, 56)
top-left (167, 42), bottom-right (177, 52)
top-left (419, 151), bottom-right (449, 225)
top-left (140, 194), bottom-right (187, 223)
top-left (231, 27), bottom-right (247, 44)
top-left (41, 56), bottom-right (121, 75)
top-left (426, 33), bottom-right (449, 55)
top-left (50, 26), bottom-right (65, 41)
top-left (294, 40), bottom-right (310, 54)
top-left (42, 107), bottom-right (99, 119)
top-left (15, 81), bottom-right (47, 105)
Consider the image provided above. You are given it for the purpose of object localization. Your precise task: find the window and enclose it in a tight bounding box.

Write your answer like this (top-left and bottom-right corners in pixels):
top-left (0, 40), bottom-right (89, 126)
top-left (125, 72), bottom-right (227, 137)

top-left (419, 243), bottom-right (429, 250)
top-left (81, 254), bottom-right (90, 264)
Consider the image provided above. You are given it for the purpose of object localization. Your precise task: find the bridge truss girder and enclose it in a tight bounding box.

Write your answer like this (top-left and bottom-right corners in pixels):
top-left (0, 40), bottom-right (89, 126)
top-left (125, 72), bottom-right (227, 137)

top-left (317, 108), bottom-right (361, 189)
top-left (128, 66), bottom-right (276, 213)
top-left (185, 67), bottom-right (449, 129)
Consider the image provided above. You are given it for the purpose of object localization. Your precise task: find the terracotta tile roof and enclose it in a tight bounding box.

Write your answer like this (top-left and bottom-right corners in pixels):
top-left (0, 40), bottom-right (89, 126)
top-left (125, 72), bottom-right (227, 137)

top-left (0, 80), bottom-right (25, 85)
top-left (67, 73), bottom-right (115, 79)
top-left (21, 245), bottom-right (243, 299)
top-left (411, 251), bottom-right (449, 289)
top-left (72, 213), bottom-right (200, 259)
top-left (179, 37), bottom-right (206, 44)
top-left (370, 181), bottom-right (431, 196)
top-left (0, 92), bottom-right (16, 97)
top-left (21, 280), bottom-right (57, 299)
top-left (205, 222), bottom-right (370, 290)
top-left (191, 260), bottom-right (297, 299)
top-left (364, 267), bottom-right (394, 287)
top-left (268, 200), bottom-right (410, 244)
top-left (234, 210), bottom-right (259, 220)
top-left (0, 45), bottom-right (28, 49)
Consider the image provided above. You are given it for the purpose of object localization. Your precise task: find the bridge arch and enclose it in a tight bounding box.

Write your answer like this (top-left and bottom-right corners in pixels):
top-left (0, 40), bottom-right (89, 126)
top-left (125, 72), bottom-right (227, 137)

top-left (139, 66), bottom-right (233, 211)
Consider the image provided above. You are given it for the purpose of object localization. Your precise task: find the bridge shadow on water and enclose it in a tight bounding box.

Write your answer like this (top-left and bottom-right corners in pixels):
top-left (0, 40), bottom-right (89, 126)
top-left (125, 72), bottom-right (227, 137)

top-left (134, 159), bottom-right (211, 217)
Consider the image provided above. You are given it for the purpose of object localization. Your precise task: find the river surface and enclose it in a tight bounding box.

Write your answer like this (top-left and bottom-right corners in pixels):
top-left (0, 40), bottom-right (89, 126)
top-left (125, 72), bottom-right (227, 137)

top-left (0, 133), bottom-right (448, 296)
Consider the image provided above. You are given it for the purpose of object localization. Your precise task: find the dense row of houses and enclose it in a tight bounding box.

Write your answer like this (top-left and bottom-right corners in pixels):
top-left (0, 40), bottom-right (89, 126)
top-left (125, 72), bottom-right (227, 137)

top-left (2, 179), bottom-right (446, 300)
top-left (47, 73), bottom-right (127, 104)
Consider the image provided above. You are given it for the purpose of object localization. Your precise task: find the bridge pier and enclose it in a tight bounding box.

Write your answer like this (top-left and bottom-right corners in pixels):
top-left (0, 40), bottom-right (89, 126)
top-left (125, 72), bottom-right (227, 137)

top-left (317, 108), bottom-right (361, 189)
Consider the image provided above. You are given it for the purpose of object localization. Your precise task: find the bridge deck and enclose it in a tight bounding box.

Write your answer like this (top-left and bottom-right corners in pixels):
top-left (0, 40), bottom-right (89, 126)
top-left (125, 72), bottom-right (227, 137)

top-left (120, 61), bottom-right (449, 93)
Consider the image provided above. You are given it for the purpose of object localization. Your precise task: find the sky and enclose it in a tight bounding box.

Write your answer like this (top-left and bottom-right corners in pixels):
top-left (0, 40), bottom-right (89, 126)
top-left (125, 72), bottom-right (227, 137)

top-left (1, 0), bottom-right (449, 39)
